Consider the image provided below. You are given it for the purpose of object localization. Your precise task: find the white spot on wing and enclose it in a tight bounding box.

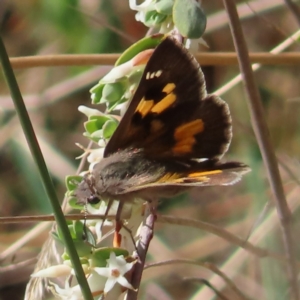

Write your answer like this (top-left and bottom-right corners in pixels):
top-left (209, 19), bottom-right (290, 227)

top-left (146, 70), bottom-right (163, 80)
top-left (155, 70), bottom-right (163, 77)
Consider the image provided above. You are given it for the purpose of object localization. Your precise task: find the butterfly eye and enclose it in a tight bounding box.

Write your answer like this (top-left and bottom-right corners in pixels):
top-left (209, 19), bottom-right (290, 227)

top-left (87, 195), bottom-right (100, 205)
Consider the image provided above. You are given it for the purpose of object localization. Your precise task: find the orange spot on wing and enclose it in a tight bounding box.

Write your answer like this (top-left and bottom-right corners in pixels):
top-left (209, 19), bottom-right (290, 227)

top-left (172, 137), bottom-right (196, 154)
top-left (151, 92), bottom-right (176, 113)
top-left (157, 172), bottom-right (181, 183)
top-left (173, 119), bottom-right (204, 154)
top-left (162, 83), bottom-right (176, 93)
top-left (188, 170), bottom-right (222, 177)
top-left (174, 119), bottom-right (204, 140)
top-left (136, 98), bottom-right (154, 117)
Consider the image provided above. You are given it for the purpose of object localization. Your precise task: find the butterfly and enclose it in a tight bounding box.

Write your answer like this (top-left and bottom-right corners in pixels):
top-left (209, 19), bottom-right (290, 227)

top-left (75, 36), bottom-right (250, 206)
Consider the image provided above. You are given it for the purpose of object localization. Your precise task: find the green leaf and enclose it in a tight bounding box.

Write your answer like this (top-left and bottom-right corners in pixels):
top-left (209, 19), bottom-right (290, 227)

top-left (72, 221), bottom-right (95, 256)
top-left (83, 115), bottom-right (119, 143)
top-left (144, 10), bottom-right (167, 27)
top-left (101, 82), bottom-right (126, 105)
top-left (173, 0), bottom-right (206, 38)
top-left (155, 0), bottom-right (174, 14)
top-left (90, 83), bottom-right (105, 104)
top-left (84, 116), bottom-right (111, 135)
top-left (65, 175), bottom-right (83, 192)
top-left (68, 197), bottom-right (84, 210)
top-left (73, 220), bottom-right (85, 238)
top-left (82, 228), bottom-right (97, 248)
top-left (102, 119), bottom-right (119, 139)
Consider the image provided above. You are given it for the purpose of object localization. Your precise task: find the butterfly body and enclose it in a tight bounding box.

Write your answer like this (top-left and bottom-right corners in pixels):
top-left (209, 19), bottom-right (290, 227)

top-left (75, 37), bottom-right (250, 206)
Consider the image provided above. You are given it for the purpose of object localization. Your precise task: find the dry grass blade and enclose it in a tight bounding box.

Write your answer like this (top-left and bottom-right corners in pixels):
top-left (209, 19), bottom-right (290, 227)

top-left (222, 0), bottom-right (299, 299)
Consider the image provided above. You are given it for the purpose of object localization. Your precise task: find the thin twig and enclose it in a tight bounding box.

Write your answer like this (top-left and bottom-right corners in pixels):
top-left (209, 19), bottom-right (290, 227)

top-left (0, 214), bottom-right (116, 223)
top-left (1, 213), bottom-right (297, 267)
top-left (222, 1), bottom-right (299, 299)
top-left (2, 52), bottom-right (300, 70)
top-left (127, 205), bottom-right (156, 300)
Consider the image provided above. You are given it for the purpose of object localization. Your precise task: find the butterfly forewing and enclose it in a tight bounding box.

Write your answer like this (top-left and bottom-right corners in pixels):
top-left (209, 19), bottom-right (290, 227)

top-left (104, 37), bottom-right (231, 160)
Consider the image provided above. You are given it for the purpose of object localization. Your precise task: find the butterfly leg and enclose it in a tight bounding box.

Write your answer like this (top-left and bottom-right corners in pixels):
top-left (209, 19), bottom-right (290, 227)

top-left (113, 201), bottom-right (139, 252)
top-left (113, 201), bottom-right (123, 248)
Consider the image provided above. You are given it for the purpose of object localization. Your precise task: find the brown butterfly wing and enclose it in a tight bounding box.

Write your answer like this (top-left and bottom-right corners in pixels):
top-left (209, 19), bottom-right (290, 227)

top-left (91, 151), bottom-right (250, 198)
top-left (104, 37), bottom-right (231, 161)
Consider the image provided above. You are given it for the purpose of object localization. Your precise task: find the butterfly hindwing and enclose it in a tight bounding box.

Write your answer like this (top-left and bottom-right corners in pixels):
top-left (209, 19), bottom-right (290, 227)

top-left (119, 161), bottom-right (250, 196)
top-left (104, 37), bottom-right (231, 160)
top-left (92, 148), bottom-right (250, 198)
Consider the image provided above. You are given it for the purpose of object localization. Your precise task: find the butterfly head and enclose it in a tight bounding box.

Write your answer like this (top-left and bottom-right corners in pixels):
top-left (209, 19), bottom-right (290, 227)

top-left (75, 173), bottom-right (101, 205)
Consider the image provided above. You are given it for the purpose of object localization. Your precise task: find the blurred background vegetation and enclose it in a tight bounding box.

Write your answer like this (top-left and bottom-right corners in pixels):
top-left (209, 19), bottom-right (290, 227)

top-left (1, 0), bottom-right (300, 299)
